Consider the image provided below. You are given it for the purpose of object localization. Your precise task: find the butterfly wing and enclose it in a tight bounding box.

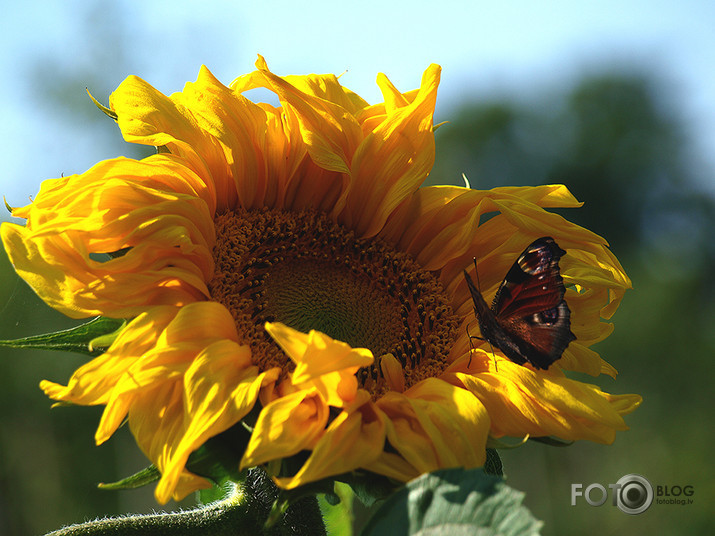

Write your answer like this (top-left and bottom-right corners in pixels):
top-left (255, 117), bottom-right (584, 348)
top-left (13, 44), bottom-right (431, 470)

top-left (493, 237), bottom-right (565, 318)
top-left (491, 237), bottom-right (576, 369)
top-left (462, 267), bottom-right (524, 361)
top-left (464, 268), bottom-right (530, 366)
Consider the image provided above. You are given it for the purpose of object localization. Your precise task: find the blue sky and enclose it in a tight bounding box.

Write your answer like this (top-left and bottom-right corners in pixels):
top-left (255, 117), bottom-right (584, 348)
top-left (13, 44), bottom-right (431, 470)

top-left (1, 0), bottom-right (713, 207)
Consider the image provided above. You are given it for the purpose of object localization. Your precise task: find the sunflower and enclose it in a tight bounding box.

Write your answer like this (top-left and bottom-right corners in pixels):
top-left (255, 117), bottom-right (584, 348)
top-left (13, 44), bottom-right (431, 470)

top-left (1, 56), bottom-right (641, 504)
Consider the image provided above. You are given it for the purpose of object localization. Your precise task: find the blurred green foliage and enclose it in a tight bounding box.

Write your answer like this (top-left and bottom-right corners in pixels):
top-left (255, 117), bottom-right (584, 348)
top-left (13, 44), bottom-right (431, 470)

top-left (1, 62), bottom-right (713, 535)
top-left (430, 71), bottom-right (714, 535)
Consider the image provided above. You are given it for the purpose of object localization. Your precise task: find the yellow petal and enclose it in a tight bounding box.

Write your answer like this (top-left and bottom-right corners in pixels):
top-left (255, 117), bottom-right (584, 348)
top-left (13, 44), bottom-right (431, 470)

top-left (376, 378), bottom-right (489, 474)
top-left (378, 184), bottom-right (630, 378)
top-left (241, 389), bottom-right (329, 469)
top-left (155, 341), bottom-right (273, 503)
top-left (40, 306), bottom-right (179, 407)
top-left (265, 322), bottom-right (373, 382)
top-left (448, 362), bottom-right (642, 444)
top-left (177, 66), bottom-right (303, 211)
top-left (2, 156), bottom-right (216, 318)
top-left (96, 353), bottom-right (185, 444)
top-left (127, 380), bottom-right (212, 502)
top-left (380, 353), bottom-right (406, 393)
top-left (273, 403), bottom-right (385, 489)
top-left (343, 64), bottom-right (441, 238)
top-left (110, 70), bottom-right (239, 212)
top-left (282, 72), bottom-right (369, 115)
top-left (252, 56), bottom-right (363, 175)
top-left (363, 450), bottom-right (420, 483)
top-left (375, 72), bottom-right (410, 113)
top-left (157, 301), bottom-right (240, 346)
top-left (93, 303), bottom-right (245, 444)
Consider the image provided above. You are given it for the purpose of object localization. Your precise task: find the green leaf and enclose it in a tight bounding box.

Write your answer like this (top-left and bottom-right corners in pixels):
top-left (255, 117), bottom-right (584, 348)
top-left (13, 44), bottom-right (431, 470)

top-left (0, 316), bottom-right (126, 356)
top-left (98, 464), bottom-right (160, 490)
top-left (361, 467), bottom-right (542, 536)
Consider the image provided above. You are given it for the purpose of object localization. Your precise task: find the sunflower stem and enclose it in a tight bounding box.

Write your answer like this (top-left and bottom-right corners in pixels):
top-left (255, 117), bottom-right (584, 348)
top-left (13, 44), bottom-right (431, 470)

top-left (244, 467), bottom-right (327, 535)
top-left (43, 486), bottom-right (253, 536)
top-left (43, 473), bottom-right (326, 536)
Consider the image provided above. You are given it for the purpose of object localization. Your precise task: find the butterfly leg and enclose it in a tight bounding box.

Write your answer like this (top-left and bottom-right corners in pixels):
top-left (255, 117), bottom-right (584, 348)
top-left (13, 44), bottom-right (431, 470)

top-left (465, 320), bottom-right (498, 371)
top-left (466, 320), bottom-right (477, 368)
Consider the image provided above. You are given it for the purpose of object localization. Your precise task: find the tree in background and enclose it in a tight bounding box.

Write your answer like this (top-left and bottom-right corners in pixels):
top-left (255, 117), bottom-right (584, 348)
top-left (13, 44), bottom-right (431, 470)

top-left (430, 72), bottom-right (714, 534)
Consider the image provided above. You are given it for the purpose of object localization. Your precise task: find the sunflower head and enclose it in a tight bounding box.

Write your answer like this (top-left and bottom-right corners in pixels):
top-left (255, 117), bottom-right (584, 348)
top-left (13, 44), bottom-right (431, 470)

top-left (2, 56), bottom-right (641, 504)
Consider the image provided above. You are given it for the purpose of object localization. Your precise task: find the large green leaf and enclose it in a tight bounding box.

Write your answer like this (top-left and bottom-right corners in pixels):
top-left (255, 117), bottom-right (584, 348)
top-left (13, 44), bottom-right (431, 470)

top-left (361, 467), bottom-right (542, 536)
top-left (0, 316), bottom-right (125, 356)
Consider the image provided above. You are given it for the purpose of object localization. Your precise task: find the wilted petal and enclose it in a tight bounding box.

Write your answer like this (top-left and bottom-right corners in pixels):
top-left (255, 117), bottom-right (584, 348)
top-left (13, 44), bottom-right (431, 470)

top-left (376, 378), bottom-right (489, 473)
top-left (274, 403), bottom-right (386, 489)
top-left (447, 359), bottom-right (642, 444)
top-left (241, 390), bottom-right (329, 469)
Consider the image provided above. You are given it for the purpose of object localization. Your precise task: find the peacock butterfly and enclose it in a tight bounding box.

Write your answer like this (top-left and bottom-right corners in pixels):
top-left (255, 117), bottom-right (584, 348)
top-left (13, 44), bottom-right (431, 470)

top-left (463, 237), bottom-right (576, 370)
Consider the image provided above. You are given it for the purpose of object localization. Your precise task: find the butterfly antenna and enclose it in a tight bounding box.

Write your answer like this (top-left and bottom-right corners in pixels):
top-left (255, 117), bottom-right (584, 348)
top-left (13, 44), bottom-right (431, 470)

top-left (472, 257), bottom-right (498, 372)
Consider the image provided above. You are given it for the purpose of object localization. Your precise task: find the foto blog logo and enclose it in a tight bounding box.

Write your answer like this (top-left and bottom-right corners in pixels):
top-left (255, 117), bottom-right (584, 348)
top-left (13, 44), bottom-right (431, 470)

top-left (571, 474), bottom-right (653, 515)
top-left (571, 474), bottom-right (695, 514)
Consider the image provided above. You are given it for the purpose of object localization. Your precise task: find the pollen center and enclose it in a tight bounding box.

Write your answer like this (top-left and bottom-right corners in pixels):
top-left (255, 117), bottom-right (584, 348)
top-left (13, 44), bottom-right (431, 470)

top-left (208, 208), bottom-right (459, 396)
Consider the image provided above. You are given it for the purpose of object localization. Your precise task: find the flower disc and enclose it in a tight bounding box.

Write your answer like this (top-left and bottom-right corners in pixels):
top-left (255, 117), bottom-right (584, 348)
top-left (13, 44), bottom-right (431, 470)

top-left (209, 208), bottom-right (460, 397)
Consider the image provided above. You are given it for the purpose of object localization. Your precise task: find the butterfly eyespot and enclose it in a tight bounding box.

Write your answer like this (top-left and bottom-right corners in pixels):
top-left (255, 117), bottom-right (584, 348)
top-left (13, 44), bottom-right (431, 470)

top-left (539, 307), bottom-right (560, 325)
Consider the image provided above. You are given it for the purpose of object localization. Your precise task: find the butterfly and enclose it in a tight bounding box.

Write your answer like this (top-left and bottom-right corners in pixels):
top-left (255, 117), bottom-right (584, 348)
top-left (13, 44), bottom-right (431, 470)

top-left (463, 237), bottom-right (576, 370)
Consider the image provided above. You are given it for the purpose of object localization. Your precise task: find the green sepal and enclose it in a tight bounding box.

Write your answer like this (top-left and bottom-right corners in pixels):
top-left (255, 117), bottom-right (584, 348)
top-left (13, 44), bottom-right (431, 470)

top-left (99, 428), bottom-right (249, 496)
top-left (3, 195), bottom-right (15, 213)
top-left (361, 467), bottom-right (543, 536)
top-left (487, 435), bottom-right (529, 449)
top-left (529, 436), bottom-right (575, 447)
top-left (266, 479), bottom-right (337, 528)
top-left (87, 319), bottom-right (127, 352)
top-left (86, 88), bottom-right (118, 120)
top-left (275, 450), bottom-right (401, 509)
top-left (198, 480), bottom-right (243, 505)
top-left (98, 464), bottom-right (160, 490)
top-left (484, 447), bottom-right (504, 476)
top-left (188, 422), bottom-right (255, 502)
top-left (244, 453), bottom-right (395, 527)
top-left (322, 489), bottom-right (341, 506)
top-left (0, 316), bottom-right (126, 356)
top-left (337, 470), bottom-right (402, 507)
